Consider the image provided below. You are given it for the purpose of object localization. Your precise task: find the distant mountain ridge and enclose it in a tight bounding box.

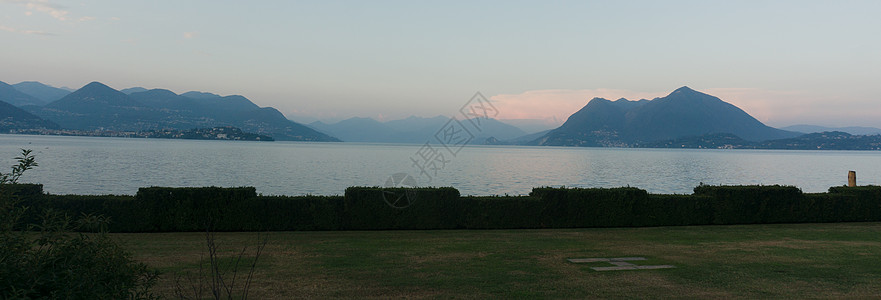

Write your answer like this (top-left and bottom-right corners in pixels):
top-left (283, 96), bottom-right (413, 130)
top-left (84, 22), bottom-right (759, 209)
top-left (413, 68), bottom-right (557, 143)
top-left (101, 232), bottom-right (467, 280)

top-left (640, 131), bottom-right (881, 150)
top-left (120, 87), bottom-right (148, 94)
top-left (46, 81), bottom-right (144, 113)
top-left (16, 81), bottom-right (337, 141)
top-left (0, 99), bottom-right (59, 131)
top-left (11, 81), bottom-right (71, 103)
top-left (0, 81), bottom-right (47, 107)
top-left (8, 80), bottom-right (880, 147)
top-left (780, 125), bottom-right (881, 136)
top-left (309, 115), bottom-right (526, 144)
top-left (533, 86), bottom-right (799, 146)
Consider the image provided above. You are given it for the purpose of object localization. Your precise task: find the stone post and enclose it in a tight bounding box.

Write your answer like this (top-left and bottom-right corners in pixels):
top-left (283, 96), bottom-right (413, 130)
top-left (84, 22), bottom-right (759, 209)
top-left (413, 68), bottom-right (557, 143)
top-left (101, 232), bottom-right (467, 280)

top-left (848, 170), bottom-right (856, 187)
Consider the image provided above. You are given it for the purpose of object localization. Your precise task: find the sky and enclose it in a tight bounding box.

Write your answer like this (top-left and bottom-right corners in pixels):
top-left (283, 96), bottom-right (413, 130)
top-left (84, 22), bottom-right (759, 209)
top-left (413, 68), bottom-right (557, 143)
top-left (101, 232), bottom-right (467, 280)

top-left (2, 0), bottom-right (880, 129)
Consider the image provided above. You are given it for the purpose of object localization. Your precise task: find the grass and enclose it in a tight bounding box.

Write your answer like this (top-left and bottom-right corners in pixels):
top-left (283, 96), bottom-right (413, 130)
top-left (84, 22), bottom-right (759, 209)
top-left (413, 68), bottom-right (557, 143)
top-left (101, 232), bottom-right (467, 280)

top-left (113, 222), bottom-right (881, 299)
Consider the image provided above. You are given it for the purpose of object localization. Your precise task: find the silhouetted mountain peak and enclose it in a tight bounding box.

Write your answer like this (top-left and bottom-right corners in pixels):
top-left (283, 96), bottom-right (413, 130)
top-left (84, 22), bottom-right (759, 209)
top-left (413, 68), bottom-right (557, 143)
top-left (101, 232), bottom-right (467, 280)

top-left (46, 81), bottom-right (143, 112)
top-left (82, 81), bottom-right (113, 90)
top-left (653, 86), bottom-right (725, 108)
top-left (583, 97), bottom-right (649, 112)
top-left (610, 98), bottom-right (649, 111)
top-left (534, 86), bottom-right (799, 146)
top-left (665, 86), bottom-right (707, 98)
top-left (66, 81), bottom-right (130, 101)
top-left (671, 86), bottom-right (697, 94)
top-left (587, 97), bottom-right (613, 106)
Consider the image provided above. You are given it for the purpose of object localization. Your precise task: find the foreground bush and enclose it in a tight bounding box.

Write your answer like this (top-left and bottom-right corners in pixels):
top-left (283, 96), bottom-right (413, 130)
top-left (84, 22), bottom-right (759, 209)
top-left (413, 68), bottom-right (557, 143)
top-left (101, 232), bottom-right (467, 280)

top-left (0, 212), bottom-right (157, 299)
top-left (0, 149), bottom-right (157, 299)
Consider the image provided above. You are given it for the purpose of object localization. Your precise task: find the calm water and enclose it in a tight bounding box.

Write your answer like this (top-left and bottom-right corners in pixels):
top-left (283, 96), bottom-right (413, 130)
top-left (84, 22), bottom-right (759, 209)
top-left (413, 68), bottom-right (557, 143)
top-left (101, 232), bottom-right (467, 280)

top-left (1, 134), bottom-right (879, 196)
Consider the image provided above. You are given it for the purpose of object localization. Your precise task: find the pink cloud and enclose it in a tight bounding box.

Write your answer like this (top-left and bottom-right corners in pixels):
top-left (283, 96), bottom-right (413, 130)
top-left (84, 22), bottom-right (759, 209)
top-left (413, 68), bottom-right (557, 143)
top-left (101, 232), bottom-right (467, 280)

top-left (488, 89), bottom-right (666, 126)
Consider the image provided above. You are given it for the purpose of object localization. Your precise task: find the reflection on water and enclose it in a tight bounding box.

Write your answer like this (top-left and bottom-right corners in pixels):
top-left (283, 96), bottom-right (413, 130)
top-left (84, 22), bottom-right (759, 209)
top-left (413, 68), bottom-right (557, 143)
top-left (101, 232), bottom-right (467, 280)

top-left (1, 134), bottom-right (878, 196)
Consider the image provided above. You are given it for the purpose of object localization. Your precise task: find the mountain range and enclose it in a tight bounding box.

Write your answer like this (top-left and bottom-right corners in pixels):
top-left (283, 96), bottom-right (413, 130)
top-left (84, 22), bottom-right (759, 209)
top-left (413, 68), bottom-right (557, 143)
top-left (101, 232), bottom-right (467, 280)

top-left (308, 116), bottom-right (527, 144)
top-left (11, 81), bottom-right (73, 104)
top-left (0, 81), bottom-right (51, 107)
top-left (3, 81), bottom-right (881, 147)
top-left (0, 80), bottom-right (337, 141)
top-left (0, 99), bottom-right (60, 131)
top-left (780, 125), bottom-right (881, 136)
top-left (531, 86), bottom-right (801, 146)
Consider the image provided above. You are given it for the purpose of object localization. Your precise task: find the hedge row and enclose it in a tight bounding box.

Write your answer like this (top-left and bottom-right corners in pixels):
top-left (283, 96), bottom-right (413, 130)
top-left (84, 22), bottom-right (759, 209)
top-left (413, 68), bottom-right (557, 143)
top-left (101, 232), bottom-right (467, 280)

top-left (4, 184), bottom-right (881, 232)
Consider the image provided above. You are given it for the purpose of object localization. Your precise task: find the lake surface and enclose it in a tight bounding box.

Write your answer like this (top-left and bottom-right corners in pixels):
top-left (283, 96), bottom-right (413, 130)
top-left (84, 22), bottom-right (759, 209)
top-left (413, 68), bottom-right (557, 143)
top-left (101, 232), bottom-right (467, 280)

top-left (1, 134), bottom-right (879, 196)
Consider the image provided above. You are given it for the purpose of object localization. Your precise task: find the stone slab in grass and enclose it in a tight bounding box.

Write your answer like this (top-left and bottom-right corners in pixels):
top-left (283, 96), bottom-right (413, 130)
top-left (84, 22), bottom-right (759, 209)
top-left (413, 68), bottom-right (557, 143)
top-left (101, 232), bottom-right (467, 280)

top-left (567, 257), bottom-right (646, 263)
top-left (568, 257), bottom-right (675, 271)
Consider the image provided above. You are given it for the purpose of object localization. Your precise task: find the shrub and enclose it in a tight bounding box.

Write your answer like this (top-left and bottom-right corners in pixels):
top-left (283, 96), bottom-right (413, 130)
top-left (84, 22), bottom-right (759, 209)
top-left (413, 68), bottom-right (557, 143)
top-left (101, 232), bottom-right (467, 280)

top-left (0, 149), bottom-right (157, 299)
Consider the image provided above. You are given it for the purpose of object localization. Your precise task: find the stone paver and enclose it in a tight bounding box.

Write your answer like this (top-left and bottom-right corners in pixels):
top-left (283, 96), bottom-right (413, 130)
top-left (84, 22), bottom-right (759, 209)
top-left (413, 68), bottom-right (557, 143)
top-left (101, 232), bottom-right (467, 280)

top-left (568, 257), bottom-right (675, 271)
top-left (567, 257), bottom-right (646, 263)
top-left (610, 257), bottom-right (647, 261)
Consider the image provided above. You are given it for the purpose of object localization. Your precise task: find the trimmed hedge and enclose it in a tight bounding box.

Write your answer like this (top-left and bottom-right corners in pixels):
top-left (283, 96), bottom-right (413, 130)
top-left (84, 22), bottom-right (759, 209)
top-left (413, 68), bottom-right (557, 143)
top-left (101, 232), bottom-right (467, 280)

top-left (694, 185), bottom-right (805, 224)
top-left (532, 187), bottom-right (649, 228)
top-left (634, 194), bottom-right (714, 227)
top-left (802, 186), bottom-right (881, 223)
top-left (34, 195), bottom-right (140, 232)
top-left (6, 184), bottom-right (881, 232)
top-left (0, 183), bottom-right (43, 198)
top-left (136, 187), bottom-right (258, 232)
top-left (460, 196), bottom-right (543, 229)
top-left (343, 187), bottom-right (461, 230)
top-left (256, 195), bottom-right (345, 231)
top-left (829, 185), bottom-right (881, 199)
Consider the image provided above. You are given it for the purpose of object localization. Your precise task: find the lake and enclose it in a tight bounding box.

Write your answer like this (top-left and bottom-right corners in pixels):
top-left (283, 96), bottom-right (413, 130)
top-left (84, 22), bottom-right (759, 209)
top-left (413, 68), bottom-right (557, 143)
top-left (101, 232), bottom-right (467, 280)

top-left (1, 134), bottom-right (879, 196)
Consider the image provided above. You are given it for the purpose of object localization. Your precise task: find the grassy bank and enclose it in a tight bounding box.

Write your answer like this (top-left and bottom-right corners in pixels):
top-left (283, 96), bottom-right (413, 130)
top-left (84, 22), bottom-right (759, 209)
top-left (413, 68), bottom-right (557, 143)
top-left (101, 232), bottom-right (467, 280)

top-left (115, 222), bottom-right (881, 299)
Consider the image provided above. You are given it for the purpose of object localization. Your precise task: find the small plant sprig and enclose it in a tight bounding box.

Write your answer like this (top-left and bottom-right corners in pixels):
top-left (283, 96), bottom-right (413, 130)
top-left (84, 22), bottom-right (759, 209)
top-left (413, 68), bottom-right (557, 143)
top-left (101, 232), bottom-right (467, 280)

top-left (0, 149), bottom-right (38, 184)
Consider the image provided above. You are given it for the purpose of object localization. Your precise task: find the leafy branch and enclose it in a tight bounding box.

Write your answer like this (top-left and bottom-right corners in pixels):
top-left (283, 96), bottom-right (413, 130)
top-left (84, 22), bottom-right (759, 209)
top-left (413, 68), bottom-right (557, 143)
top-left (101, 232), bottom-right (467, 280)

top-left (0, 149), bottom-right (38, 184)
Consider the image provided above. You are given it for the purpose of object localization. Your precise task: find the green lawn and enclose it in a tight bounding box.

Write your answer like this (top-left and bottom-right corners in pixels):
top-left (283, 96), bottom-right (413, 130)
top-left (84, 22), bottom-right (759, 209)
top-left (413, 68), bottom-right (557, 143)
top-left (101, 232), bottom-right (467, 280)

top-left (115, 222), bottom-right (881, 299)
